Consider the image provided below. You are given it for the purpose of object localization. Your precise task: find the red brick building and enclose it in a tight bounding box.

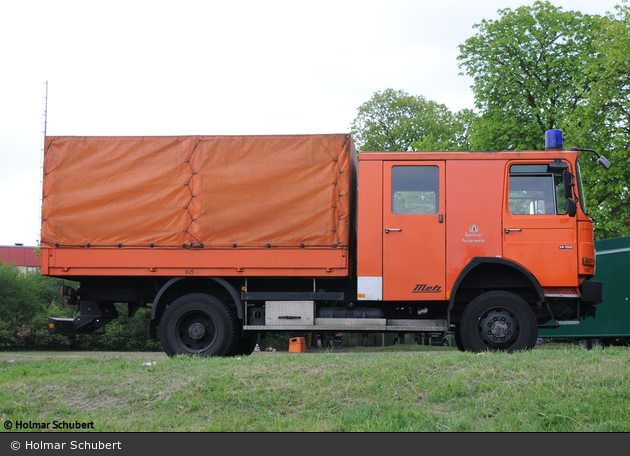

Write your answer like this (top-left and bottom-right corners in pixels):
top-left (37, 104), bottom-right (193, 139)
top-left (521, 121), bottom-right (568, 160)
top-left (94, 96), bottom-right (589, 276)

top-left (0, 245), bottom-right (40, 273)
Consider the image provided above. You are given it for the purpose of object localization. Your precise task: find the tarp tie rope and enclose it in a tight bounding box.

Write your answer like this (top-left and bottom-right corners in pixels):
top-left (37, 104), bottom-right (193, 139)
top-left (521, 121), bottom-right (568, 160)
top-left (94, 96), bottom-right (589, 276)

top-left (182, 137), bottom-right (203, 246)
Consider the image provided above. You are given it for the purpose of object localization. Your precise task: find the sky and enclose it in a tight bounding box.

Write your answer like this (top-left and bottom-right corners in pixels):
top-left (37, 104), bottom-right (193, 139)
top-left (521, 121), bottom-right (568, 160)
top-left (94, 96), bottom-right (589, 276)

top-left (0, 0), bottom-right (623, 247)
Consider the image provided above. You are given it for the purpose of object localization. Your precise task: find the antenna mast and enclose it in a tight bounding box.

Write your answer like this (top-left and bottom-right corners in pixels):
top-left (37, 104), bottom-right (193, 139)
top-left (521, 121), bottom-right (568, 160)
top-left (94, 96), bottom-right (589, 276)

top-left (39, 81), bottom-right (48, 245)
top-left (42, 81), bottom-right (48, 137)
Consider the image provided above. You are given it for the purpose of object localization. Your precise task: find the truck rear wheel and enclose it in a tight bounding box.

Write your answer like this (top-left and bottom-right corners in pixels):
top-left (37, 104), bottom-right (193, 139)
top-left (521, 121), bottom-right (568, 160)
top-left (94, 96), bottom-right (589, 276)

top-left (460, 291), bottom-right (537, 353)
top-left (160, 293), bottom-right (236, 357)
top-left (452, 325), bottom-right (465, 351)
top-left (230, 332), bottom-right (259, 356)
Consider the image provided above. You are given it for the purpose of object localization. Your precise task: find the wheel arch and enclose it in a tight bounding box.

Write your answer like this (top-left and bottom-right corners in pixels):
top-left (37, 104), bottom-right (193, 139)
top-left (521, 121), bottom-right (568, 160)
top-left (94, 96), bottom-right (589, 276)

top-left (149, 277), bottom-right (243, 339)
top-left (448, 257), bottom-right (546, 323)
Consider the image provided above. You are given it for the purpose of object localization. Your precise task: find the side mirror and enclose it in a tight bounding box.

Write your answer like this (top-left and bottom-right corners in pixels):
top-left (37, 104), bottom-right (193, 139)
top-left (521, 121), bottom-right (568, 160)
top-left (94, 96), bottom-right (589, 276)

top-left (570, 147), bottom-right (612, 170)
top-left (597, 155), bottom-right (612, 170)
top-left (567, 198), bottom-right (577, 217)
top-left (563, 170), bottom-right (574, 199)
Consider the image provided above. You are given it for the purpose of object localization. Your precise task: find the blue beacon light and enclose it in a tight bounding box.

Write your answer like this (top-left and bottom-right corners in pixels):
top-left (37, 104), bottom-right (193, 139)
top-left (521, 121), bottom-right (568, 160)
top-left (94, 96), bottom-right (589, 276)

top-left (545, 129), bottom-right (564, 150)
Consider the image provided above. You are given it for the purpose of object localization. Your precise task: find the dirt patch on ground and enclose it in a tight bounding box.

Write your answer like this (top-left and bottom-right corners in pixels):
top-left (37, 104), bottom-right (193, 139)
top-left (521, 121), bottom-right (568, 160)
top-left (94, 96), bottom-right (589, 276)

top-left (0, 351), bottom-right (168, 362)
top-left (1, 340), bottom-right (580, 362)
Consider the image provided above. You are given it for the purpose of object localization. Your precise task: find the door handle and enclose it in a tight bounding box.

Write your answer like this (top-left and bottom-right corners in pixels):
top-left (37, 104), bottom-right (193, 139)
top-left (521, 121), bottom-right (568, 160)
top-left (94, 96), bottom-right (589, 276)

top-left (505, 228), bottom-right (522, 234)
top-left (385, 228), bottom-right (402, 234)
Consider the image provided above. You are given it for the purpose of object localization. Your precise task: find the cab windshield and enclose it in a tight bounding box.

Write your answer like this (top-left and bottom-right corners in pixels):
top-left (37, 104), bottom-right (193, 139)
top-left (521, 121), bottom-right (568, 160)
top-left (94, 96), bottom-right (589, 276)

top-left (575, 159), bottom-right (588, 216)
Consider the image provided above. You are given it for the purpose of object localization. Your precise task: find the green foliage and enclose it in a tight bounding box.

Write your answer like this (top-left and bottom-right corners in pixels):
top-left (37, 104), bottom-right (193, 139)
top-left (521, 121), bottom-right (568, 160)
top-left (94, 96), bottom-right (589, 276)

top-left (567, 3), bottom-right (630, 239)
top-left (0, 263), bottom-right (65, 349)
top-left (72, 306), bottom-right (161, 352)
top-left (456, 0), bottom-right (630, 238)
top-left (350, 88), bottom-right (474, 151)
top-left (0, 262), bottom-right (159, 351)
top-left (457, 1), bottom-right (604, 151)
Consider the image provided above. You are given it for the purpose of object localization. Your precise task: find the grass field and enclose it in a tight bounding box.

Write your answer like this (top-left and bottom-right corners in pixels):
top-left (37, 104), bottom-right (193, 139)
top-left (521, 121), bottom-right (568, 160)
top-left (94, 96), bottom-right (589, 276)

top-left (1, 344), bottom-right (629, 432)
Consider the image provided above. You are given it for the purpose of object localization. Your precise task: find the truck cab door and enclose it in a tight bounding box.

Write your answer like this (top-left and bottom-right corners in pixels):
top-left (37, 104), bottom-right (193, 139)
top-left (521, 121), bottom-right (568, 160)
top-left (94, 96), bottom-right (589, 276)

top-left (502, 162), bottom-right (578, 287)
top-left (382, 162), bottom-right (446, 300)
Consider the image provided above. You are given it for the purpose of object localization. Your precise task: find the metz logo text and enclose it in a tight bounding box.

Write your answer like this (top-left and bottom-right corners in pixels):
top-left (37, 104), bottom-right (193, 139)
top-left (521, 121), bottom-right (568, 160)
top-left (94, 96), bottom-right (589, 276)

top-left (413, 284), bottom-right (442, 293)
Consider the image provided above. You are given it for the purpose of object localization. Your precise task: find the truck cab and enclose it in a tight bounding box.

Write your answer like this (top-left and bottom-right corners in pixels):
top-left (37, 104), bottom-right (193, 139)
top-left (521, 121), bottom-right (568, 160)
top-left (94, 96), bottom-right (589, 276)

top-left (356, 130), bottom-right (603, 351)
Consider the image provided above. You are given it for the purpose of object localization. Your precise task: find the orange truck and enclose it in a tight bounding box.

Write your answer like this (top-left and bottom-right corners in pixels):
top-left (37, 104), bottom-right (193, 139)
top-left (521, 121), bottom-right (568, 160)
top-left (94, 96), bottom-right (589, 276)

top-left (43, 131), bottom-right (607, 355)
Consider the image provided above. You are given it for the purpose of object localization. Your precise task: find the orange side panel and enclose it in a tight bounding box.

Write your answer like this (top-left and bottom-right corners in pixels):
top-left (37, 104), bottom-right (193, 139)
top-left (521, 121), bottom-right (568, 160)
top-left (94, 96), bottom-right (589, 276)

top-left (356, 160), bottom-right (383, 278)
top-left (445, 160), bottom-right (504, 290)
top-left (577, 220), bottom-right (596, 276)
top-left (42, 247), bottom-right (349, 277)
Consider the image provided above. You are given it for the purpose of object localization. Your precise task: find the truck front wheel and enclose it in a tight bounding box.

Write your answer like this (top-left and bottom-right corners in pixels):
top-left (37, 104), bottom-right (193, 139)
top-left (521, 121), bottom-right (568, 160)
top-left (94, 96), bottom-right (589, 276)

top-left (460, 291), bottom-right (537, 353)
top-left (160, 293), bottom-right (237, 357)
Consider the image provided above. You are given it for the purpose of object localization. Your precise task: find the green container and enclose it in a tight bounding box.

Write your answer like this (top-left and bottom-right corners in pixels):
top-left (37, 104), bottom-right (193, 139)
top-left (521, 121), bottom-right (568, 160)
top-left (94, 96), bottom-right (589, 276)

top-left (539, 236), bottom-right (630, 343)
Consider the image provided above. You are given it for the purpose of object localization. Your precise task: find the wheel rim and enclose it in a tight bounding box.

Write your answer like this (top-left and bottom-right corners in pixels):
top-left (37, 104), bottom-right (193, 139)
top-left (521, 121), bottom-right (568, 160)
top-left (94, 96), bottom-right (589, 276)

top-left (476, 307), bottom-right (520, 349)
top-left (175, 310), bottom-right (218, 353)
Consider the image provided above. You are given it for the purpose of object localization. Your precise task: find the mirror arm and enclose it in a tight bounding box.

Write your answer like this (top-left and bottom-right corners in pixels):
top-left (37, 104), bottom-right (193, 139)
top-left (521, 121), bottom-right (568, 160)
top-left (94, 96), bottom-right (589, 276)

top-left (570, 147), bottom-right (612, 170)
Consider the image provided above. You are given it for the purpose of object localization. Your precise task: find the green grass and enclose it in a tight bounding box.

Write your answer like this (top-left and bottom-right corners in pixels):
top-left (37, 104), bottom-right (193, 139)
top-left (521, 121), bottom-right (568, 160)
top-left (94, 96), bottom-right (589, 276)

top-left (1, 345), bottom-right (629, 432)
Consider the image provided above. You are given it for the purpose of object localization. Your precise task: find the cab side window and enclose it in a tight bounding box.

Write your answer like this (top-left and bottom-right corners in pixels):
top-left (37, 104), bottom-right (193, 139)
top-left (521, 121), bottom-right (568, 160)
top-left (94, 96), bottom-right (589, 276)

top-left (391, 166), bottom-right (439, 215)
top-left (509, 164), bottom-right (566, 215)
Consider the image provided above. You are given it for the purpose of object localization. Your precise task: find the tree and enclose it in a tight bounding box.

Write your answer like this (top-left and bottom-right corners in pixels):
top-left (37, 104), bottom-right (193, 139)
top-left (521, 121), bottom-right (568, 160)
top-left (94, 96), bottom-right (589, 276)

top-left (350, 88), bottom-right (473, 151)
top-left (457, 1), bottom-right (604, 151)
top-left (456, 0), bottom-right (630, 238)
top-left (568, 3), bottom-right (630, 239)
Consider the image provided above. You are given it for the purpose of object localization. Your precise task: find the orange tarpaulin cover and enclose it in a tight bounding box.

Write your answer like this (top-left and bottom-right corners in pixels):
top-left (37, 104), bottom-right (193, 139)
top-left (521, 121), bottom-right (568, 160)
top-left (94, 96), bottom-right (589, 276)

top-left (42, 135), bottom-right (356, 249)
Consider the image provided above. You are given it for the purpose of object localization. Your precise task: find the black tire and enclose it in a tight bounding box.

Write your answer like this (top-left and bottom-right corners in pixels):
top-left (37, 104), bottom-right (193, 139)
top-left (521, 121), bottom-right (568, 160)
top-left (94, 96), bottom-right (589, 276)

top-left (160, 293), bottom-right (237, 357)
top-left (460, 291), bottom-right (537, 353)
top-left (453, 325), bottom-right (465, 352)
top-left (231, 332), bottom-right (259, 356)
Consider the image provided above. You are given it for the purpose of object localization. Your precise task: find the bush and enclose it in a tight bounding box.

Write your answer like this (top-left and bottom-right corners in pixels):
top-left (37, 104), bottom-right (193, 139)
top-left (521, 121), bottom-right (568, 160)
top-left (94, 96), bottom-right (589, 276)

top-left (72, 305), bottom-right (161, 352)
top-left (0, 262), bottom-right (160, 351)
